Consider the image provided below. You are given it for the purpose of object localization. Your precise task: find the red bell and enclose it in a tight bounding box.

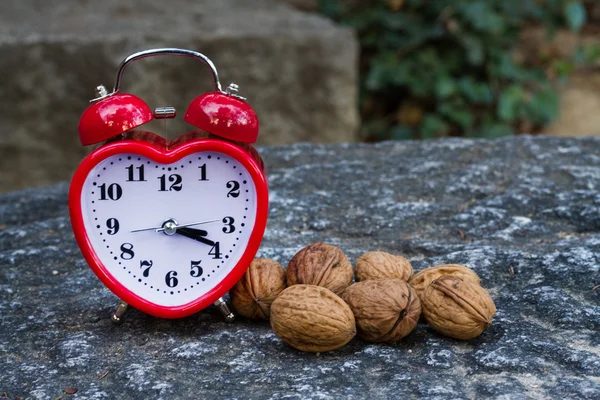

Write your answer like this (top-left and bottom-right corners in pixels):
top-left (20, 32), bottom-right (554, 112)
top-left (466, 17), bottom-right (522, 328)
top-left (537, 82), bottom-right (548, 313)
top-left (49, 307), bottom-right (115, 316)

top-left (78, 93), bottom-right (153, 146)
top-left (184, 92), bottom-right (259, 143)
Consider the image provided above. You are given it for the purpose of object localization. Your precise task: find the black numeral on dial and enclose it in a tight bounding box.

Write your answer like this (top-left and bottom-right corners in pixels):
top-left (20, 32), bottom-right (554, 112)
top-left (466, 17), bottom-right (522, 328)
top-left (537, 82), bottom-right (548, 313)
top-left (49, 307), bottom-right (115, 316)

top-left (198, 164), bottom-right (208, 181)
top-left (209, 242), bottom-right (222, 259)
top-left (226, 180), bottom-right (240, 198)
top-left (158, 174), bottom-right (183, 191)
top-left (190, 260), bottom-right (203, 277)
top-left (165, 271), bottom-right (178, 288)
top-left (120, 243), bottom-right (134, 260)
top-left (126, 164), bottom-right (146, 182)
top-left (99, 183), bottom-right (122, 201)
top-left (140, 260), bottom-right (153, 277)
top-left (222, 217), bottom-right (235, 234)
top-left (106, 218), bottom-right (120, 235)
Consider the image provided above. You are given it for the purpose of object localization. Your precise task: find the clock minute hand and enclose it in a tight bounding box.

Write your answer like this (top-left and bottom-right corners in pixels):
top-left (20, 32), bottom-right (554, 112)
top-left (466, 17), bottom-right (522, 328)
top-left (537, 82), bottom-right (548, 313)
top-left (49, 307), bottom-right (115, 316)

top-left (175, 227), bottom-right (215, 247)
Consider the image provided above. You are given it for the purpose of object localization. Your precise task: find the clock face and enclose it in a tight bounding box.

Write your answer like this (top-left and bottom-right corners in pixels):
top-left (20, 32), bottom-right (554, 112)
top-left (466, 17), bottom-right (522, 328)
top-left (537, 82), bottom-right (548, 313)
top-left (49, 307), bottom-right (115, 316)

top-left (74, 143), bottom-right (266, 315)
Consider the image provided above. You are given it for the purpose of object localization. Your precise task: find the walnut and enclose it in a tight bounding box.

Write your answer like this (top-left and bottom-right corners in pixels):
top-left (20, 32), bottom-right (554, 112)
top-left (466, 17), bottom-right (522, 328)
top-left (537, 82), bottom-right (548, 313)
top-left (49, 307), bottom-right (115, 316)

top-left (341, 278), bottom-right (421, 342)
top-left (270, 285), bottom-right (356, 352)
top-left (410, 264), bottom-right (480, 301)
top-left (286, 242), bottom-right (353, 296)
top-left (355, 251), bottom-right (413, 282)
top-left (421, 275), bottom-right (496, 340)
top-left (230, 258), bottom-right (286, 320)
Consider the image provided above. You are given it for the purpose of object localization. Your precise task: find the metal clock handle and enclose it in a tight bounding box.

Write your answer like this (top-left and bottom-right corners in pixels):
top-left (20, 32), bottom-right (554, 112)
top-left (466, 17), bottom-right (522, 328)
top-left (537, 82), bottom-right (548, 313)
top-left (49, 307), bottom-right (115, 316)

top-left (93, 48), bottom-right (226, 101)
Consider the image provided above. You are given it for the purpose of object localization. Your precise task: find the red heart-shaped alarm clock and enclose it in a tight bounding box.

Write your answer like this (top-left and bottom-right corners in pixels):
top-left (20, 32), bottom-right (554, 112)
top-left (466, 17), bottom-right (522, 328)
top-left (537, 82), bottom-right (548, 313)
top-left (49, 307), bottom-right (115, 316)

top-left (69, 49), bottom-right (268, 321)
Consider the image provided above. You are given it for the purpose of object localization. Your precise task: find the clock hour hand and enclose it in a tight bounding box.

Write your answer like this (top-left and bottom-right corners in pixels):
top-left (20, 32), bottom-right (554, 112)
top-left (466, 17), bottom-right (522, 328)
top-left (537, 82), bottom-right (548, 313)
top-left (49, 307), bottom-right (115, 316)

top-left (175, 227), bottom-right (215, 247)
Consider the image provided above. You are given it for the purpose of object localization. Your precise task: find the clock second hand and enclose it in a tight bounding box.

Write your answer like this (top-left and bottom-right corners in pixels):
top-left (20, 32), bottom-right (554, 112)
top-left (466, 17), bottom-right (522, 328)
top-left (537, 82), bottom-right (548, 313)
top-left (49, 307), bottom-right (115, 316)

top-left (131, 219), bottom-right (220, 233)
top-left (156, 219), bottom-right (220, 233)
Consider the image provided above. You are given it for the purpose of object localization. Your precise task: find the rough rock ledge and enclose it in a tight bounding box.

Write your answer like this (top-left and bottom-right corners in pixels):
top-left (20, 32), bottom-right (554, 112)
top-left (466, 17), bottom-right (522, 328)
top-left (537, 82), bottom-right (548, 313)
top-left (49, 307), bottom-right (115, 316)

top-left (1, 136), bottom-right (599, 399)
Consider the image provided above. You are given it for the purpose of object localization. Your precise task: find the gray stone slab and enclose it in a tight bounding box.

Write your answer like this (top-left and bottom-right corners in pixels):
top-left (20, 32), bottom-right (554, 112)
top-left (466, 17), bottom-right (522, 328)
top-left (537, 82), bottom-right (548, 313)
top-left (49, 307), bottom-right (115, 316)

top-left (1, 136), bottom-right (600, 399)
top-left (0, 0), bottom-right (358, 191)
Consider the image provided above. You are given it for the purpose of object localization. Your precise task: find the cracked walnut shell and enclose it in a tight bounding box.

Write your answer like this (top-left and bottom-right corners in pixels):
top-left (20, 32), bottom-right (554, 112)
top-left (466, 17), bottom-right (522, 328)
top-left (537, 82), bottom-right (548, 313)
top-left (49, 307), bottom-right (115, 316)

top-left (270, 285), bottom-right (356, 352)
top-left (355, 251), bottom-right (413, 282)
top-left (342, 278), bottom-right (421, 342)
top-left (422, 275), bottom-right (496, 340)
top-left (230, 258), bottom-right (286, 320)
top-left (410, 264), bottom-right (480, 301)
top-left (286, 242), bottom-right (353, 296)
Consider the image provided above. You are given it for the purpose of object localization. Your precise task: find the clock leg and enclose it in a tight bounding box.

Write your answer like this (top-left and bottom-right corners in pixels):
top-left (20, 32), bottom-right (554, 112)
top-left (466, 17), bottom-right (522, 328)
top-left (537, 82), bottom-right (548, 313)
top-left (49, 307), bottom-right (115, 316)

top-left (214, 297), bottom-right (235, 323)
top-left (111, 301), bottom-right (129, 325)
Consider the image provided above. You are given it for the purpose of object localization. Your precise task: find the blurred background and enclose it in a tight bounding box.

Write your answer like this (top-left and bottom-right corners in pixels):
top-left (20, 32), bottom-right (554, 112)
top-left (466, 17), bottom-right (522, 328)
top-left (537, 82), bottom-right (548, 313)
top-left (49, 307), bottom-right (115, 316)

top-left (0, 0), bottom-right (598, 192)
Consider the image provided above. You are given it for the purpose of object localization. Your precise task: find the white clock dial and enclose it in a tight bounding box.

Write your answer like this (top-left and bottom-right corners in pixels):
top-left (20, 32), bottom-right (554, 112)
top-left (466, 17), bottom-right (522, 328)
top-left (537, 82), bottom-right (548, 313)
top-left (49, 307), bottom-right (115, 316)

top-left (80, 152), bottom-right (258, 307)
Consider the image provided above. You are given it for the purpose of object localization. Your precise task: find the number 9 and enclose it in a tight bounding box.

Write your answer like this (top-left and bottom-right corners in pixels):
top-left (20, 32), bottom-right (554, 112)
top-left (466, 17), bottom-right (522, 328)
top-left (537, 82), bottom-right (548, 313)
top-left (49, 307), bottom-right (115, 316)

top-left (106, 218), bottom-right (120, 235)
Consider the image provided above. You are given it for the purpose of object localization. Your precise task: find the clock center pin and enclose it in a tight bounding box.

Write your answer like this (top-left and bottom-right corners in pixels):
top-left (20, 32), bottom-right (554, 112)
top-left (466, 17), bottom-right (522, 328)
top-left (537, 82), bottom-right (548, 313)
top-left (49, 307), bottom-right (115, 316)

top-left (161, 218), bottom-right (179, 236)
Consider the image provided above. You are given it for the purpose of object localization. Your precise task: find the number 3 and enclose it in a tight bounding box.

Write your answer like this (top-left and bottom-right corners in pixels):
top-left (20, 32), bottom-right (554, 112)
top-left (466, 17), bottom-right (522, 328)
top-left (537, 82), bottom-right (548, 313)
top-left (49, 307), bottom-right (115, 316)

top-left (222, 217), bottom-right (235, 234)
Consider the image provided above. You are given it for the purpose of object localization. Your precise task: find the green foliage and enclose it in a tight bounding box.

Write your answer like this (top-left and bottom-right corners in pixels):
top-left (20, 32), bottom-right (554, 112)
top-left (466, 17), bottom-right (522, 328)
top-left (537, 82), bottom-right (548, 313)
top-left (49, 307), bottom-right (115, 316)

top-left (319, 0), bottom-right (594, 140)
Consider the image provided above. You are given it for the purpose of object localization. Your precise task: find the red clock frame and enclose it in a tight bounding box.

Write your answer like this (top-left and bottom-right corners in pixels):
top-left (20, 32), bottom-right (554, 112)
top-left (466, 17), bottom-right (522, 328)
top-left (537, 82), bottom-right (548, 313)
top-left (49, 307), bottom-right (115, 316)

top-left (69, 132), bottom-right (269, 319)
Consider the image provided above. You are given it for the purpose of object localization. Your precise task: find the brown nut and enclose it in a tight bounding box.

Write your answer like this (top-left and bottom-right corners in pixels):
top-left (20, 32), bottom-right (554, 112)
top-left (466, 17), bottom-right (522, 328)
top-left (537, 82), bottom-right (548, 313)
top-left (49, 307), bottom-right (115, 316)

top-left (355, 251), bottom-right (413, 282)
top-left (270, 285), bottom-right (356, 352)
top-left (342, 278), bottom-right (421, 342)
top-left (421, 275), bottom-right (496, 340)
top-left (230, 258), bottom-right (287, 320)
top-left (410, 264), bottom-right (480, 301)
top-left (286, 242), bottom-right (353, 296)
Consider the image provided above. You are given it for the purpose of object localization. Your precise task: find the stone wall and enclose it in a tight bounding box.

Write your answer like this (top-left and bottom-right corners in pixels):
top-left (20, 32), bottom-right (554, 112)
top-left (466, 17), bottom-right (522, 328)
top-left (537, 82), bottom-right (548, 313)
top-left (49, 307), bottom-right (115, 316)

top-left (1, 137), bottom-right (599, 399)
top-left (0, 0), bottom-right (359, 192)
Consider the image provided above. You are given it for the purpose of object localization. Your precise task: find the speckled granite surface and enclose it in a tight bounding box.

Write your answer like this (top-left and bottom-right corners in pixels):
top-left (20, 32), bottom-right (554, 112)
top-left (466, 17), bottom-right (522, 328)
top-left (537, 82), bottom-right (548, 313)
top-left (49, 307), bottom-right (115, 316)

top-left (1, 136), bottom-right (599, 399)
